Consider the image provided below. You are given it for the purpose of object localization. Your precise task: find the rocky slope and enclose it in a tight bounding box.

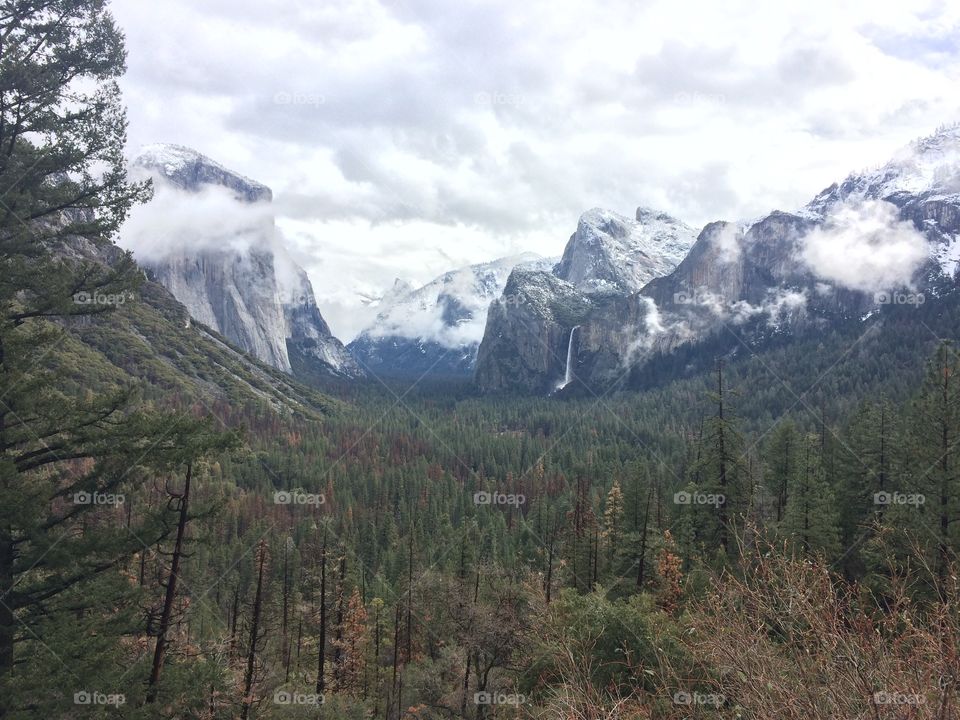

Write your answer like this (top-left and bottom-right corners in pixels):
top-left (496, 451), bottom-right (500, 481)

top-left (349, 254), bottom-right (553, 378)
top-left (554, 207), bottom-right (697, 294)
top-left (476, 124), bottom-right (960, 393)
top-left (128, 144), bottom-right (361, 381)
top-left (57, 233), bottom-right (337, 415)
top-left (474, 269), bottom-right (597, 394)
top-left (475, 205), bottom-right (698, 392)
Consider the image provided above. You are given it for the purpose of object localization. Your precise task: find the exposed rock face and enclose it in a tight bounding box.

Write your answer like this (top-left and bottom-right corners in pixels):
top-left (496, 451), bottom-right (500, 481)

top-left (476, 124), bottom-right (960, 394)
top-left (474, 269), bottom-right (595, 394)
top-left (274, 247), bottom-right (363, 379)
top-left (130, 144), bottom-right (361, 380)
top-left (147, 248), bottom-right (293, 371)
top-left (554, 207), bottom-right (697, 294)
top-left (349, 254), bottom-right (553, 378)
top-left (475, 206), bottom-right (696, 392)
top-left (135, 144), bottom-right (272, 202)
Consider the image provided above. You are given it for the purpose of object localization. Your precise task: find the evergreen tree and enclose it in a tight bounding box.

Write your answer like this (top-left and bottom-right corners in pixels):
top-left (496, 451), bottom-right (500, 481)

top-left (909, 342), bottom-right (960, 597)
top-left (766, 420), bottom-right (800, 523)
top-left (780, 434), bottom-right (840, 559)
top-left (691, 358), bottom-right (747, 561)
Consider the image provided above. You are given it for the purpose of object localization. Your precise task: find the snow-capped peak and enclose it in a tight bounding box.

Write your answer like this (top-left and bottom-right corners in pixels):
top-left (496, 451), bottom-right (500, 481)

top-left (355, 253), bottom-right (553, 349)
top-left (806, 123), bottom-right (960, 215)
top-left (554, 206), bottom-right (698, 295)
top-left (133, 143), bottom-right (272, 202)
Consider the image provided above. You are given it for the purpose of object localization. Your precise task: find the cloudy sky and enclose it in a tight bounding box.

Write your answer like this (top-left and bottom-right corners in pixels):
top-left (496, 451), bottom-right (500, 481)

top-left (110, 0), bottom-right (960, 339)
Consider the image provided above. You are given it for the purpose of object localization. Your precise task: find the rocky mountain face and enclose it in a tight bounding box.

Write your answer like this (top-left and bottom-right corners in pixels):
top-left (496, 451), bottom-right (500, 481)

top-left (554, 207), bottom-right (697, 294)
top-left (475, 206), bottom-right (698, 392)
top-left (130, 144), bottom-right (362, 381)
top-left (474, 269), bottom-right (597, 394)
top-left (54, 231), bottom-right (337, 415)
top-left (135, 143), bottom-right (273, 202)
top-left (348, 254), bottom-right (553, 378)
top-left (145, 246), bottom-right (294, 371)
top-left (476, 125), bottom-right (960, 394)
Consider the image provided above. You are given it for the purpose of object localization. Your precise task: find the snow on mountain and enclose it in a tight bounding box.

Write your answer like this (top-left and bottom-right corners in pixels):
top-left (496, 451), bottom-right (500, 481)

top-left (125, 144), bottom-right (361, 379)
top-left (476, 125), bottom-right (960, 394)
top-left (806, 124), bottom-right (960, 214)
top-left (357, 253), bottom-right (554, 349)
top-left (804, 124), bottom-right (960, 278)
top-left (553, 206), bottom-right (698, 295)
top-left (348, 254), bottom-right (555, 377)
top-left (134, 144), bottom-right (272, 202)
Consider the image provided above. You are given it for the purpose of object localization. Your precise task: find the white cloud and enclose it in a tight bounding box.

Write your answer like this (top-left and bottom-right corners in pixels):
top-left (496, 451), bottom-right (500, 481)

top-left (799, 200), bottom-right (931, 292)
top-left (727, 289), bottom-right (808, 324)
top-left (119, 179), bottom-right (276, 263)
top-left (711, 223), bottom-right (746, 264)
top-left (108, 0), bottom-right (960, 326)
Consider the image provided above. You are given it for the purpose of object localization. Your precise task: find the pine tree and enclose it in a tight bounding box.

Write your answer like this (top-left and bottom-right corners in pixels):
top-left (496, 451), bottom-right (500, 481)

top-left (601, 479), bottom-right (625, 573)
top-left (336, 588), bottom-right (369, 694)
top-left (0, 0), bottom-right (147, 686)
top-left (780, 434), bottom-right (840, 559)
top-left (766, 420), bottom-right (800, 523)
top-left (910, 342), bottom-right (960, 597)
top-left (0, 2), bottom-right (243, 713)
top-left (655, 531), bottom-right (683, 614)
top-left (691, 358), bottom-right (747, 560)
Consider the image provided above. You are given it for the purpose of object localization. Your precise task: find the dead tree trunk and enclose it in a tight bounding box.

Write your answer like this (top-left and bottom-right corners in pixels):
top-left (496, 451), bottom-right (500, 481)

top-left (333, 553), bottom-right (346, 686)
top-left (146, 462), bottom-right (193, 703)
top-left (316, 528), bottom-right (327, 696)
top-left (241, 543), bottom-right (267, 720)
top-left (636, 485), bottom-right (653, 588)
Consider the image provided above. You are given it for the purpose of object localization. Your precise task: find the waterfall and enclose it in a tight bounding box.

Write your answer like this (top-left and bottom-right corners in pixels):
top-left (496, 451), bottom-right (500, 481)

top-left (562, 325), bottom-right (579, 388)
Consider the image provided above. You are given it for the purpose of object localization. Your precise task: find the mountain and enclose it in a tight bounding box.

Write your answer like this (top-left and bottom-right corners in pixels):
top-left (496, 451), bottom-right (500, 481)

top-left (475, 205), bottom-right (698, 392)
top-left (57, 232), bottom-right (337, 415)
top-left (348, 254), bottom-right (553, 378)
top-left (804, 123), bottom-right (960, 279)
top-left (476, 125), bottom-right (960, 394)
top-left (128, 144), bottom-right (362, 381)
top-left (554, 207), bottom-right (697, 294)
top-left (473, 269), bottom-right (597, 394)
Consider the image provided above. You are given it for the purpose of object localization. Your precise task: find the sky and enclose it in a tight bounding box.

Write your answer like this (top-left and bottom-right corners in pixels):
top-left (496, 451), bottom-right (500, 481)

top-left (110, 0), bottom-right (960, 340)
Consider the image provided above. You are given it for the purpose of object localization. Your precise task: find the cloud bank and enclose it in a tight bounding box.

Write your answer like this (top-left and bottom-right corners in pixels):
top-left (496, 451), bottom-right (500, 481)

top-left (109, 0), bottom-right (960, 320)
top-left (800, 200), bottom-right (931, 292)
top-left (119, 180), bottom-right (276, 264)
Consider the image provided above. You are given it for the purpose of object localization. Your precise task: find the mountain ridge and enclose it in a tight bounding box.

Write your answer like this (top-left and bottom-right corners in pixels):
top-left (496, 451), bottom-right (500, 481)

top-left (127, 144), bottom-right (363, 382)
top-left (475, 124), bottom-right (960, 394)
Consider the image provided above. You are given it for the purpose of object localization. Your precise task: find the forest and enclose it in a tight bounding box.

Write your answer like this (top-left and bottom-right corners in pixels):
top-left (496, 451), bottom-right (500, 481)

top-left (1, 2), bottom-right (959, 719)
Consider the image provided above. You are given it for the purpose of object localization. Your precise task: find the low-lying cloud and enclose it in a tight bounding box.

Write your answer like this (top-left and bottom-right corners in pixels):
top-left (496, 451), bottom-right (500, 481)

top-left (119, 179), bottom-right (276, 264)
top-left (800, 199), bottom-right (931, 292)
top-left (362, 257), bottom-right (543, 348)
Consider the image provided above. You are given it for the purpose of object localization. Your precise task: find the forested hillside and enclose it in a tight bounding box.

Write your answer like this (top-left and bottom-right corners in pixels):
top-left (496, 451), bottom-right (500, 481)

top-left (1, 2), bottom-right (959, 720)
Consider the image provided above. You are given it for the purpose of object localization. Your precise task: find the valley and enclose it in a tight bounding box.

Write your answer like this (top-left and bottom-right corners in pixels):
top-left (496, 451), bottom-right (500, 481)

top-left (2, 2), bottom-right (960, 719)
